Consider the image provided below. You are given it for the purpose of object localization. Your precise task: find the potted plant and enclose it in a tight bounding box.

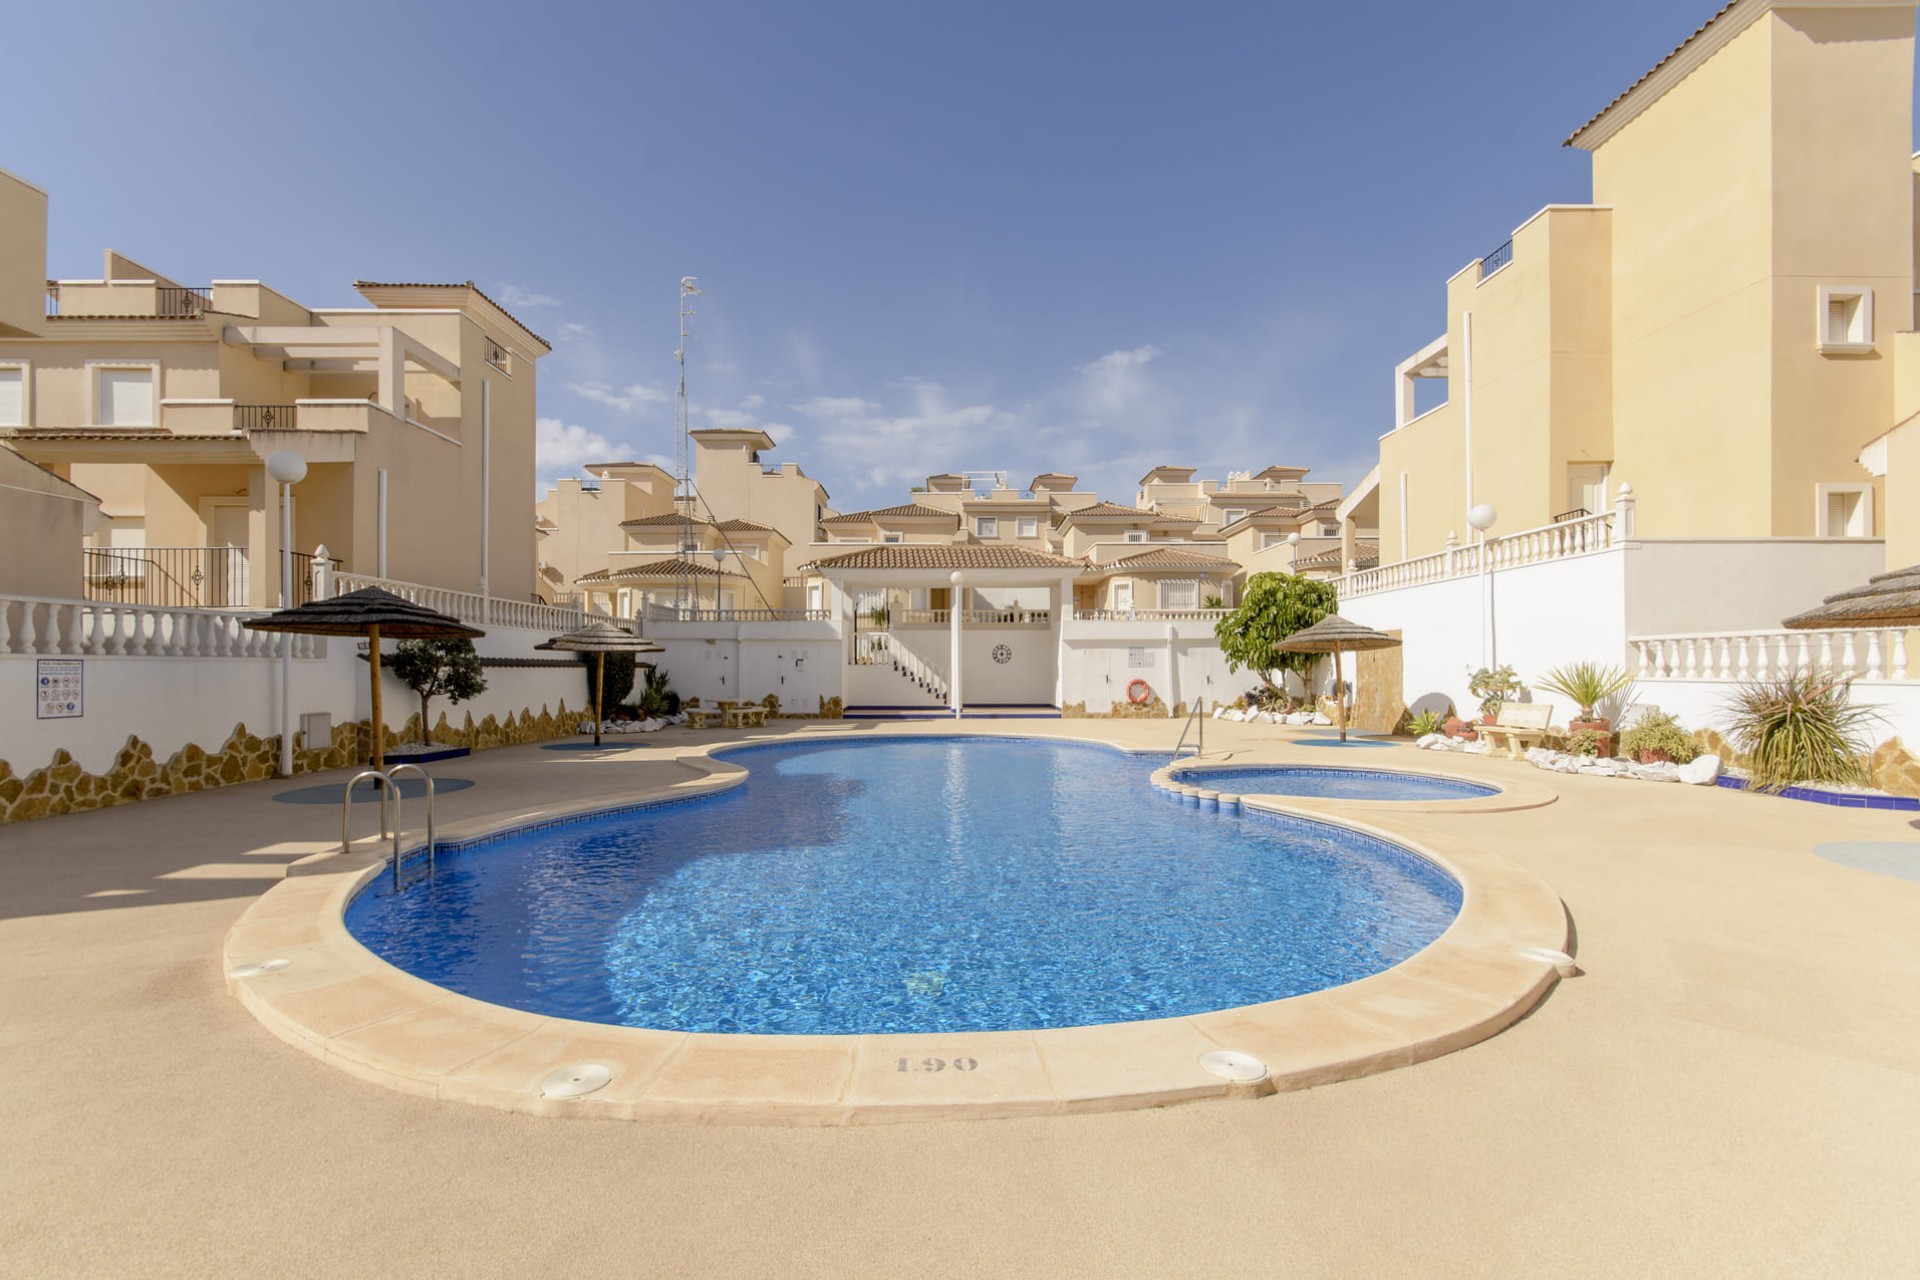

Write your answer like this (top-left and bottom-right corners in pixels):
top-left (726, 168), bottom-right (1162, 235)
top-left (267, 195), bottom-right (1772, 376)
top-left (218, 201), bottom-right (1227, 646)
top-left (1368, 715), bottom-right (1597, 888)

top-left (1467, 665), bottom-right (1524, 725)
top-left (1407, 708), bottom-right (1445, 738)
top-left (1618, 710), bottom-right (1700, 765)
top-left (1536, 661), bottom-right (1634, 756)
top-left (1565, 727), bottom-right (1608, 758)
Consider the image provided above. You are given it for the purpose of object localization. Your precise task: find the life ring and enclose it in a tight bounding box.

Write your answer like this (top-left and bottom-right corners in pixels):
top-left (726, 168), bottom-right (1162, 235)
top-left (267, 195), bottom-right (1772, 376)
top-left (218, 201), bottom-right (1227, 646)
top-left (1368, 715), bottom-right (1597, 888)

top-left (1127, 679), bottom-right (1153, 705)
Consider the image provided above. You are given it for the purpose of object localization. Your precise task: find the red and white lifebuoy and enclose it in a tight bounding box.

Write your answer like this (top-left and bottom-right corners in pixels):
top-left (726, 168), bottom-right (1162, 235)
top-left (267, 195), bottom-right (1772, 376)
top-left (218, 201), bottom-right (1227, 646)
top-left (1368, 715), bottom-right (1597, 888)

top-left (1126, 679), bottom-right (1153, 705)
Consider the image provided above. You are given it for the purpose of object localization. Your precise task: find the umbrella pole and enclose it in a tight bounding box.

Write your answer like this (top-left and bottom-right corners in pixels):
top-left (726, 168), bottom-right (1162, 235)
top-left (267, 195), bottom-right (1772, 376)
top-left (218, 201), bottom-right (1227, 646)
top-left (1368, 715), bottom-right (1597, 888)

top-left (1335, 646), bottom-right (1347, 743)
top-left (368, 623), bottom-right (385, 772)
top-left (594, 651), bottom-right (605, 747)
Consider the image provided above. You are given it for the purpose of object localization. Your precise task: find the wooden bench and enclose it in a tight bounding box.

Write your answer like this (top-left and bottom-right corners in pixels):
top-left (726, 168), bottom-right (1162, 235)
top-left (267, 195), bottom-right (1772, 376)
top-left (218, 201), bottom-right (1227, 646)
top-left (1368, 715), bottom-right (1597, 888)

top-left (1478, 702), bottom-right (1554, 759)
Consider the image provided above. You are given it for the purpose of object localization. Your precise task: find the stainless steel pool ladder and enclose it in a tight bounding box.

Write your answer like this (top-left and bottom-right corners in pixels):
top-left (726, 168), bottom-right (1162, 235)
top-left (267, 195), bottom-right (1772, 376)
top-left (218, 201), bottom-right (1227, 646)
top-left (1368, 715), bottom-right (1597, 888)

top-left (1172, 697), bottom-right (1207, 759)
top-left (340, 765), bottom-right (437, 890)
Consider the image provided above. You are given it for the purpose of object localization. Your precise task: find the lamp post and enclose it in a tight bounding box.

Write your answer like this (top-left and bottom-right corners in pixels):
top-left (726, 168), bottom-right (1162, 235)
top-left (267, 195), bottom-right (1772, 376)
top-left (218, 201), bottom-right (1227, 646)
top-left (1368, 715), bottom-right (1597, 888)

top-left (949, 570), bottom-right (964, 718)
top-left (265, 450), bottom-right (308, 777)
top-left (1468, 502), bottom-right (1497, 670)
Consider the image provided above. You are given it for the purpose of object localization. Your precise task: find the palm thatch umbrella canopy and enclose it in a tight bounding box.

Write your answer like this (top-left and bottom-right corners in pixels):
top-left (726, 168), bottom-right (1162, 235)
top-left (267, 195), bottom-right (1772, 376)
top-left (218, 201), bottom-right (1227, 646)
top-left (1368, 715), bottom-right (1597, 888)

top-left (244, 587), bottom-right (483, 770)
top-left (1782, 564), bottom-right (1920, 630)
top-left (1273, 613), bottom-right (1402, 742)
top-left (539, 621), bottom-right (664, 746)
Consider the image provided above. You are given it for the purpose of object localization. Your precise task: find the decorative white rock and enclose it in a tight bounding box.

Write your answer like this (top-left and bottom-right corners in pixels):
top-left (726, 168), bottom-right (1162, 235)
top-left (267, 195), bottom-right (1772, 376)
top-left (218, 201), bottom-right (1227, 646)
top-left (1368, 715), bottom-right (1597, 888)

top-left (1677, 754), bottom-right (1723, 786)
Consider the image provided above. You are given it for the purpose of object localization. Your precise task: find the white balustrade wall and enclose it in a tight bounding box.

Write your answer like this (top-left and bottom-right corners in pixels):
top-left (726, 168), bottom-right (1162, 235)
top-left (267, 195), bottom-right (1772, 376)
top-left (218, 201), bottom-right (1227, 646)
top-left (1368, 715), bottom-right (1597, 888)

top-left (1, 592), bottom-right (592, 776)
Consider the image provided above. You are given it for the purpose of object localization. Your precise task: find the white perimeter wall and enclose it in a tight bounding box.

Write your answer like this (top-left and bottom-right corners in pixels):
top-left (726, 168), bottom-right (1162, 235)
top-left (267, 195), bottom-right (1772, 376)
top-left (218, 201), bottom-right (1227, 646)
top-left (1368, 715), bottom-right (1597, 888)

top-left (1, 622), bottom-right (585, 775)
top-left (643, 620), bottom-right (842, 713)
top-left (1338, 539), bottom-right (1913, 737)
top-left (1059, 618), bottom-right (1242, 713)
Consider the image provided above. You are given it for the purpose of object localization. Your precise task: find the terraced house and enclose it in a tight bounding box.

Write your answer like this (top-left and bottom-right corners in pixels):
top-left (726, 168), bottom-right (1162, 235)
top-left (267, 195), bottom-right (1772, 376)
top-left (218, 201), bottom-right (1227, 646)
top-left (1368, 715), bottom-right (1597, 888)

top-left (0, 168), bottom-right (549, 610)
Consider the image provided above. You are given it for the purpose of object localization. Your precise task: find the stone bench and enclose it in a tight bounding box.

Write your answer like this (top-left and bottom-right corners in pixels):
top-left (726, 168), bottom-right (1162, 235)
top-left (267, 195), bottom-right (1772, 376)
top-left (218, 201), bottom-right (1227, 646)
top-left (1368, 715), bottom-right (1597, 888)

top-left (1478, 702), bottom-right (1554, 759)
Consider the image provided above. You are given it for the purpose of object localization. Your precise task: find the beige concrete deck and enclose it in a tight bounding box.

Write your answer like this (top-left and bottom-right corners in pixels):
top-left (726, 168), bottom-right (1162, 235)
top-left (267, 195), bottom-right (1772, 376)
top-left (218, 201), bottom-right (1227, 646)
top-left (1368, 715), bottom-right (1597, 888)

top-left (4, 718), bottom-right (1918, 1276)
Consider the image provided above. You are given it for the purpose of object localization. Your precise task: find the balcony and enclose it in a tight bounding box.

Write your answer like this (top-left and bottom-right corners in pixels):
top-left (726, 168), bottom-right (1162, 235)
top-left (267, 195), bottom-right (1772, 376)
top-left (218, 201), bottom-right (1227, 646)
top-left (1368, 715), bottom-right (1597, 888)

top-left (1478, 240), bottom-right (1513, 280)
top-left (153, 398), bottom-right (394, 436)
top-left (83, 547), bottom-right (336, 609)
top-left (46, 280), bottom-right (214, 318)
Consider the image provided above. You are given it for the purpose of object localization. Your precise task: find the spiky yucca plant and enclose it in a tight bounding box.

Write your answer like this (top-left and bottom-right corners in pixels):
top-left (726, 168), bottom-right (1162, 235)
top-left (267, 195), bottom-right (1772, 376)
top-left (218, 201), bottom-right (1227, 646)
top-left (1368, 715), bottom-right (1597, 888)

top-left (1723, 668), bottom-right (1877, 793)
top-left (1535, 661), bottom-right (1634, 721)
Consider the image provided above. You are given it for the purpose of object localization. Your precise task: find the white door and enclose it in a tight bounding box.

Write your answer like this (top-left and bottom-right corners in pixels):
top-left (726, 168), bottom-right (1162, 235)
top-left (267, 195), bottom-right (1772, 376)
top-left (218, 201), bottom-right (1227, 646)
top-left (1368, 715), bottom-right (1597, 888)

top-left (210, 504), bottom-right (251, 607)
top-left (1112, 580), bottom-right (1133, 613)
top-left (1567, 464), bottom-right (1609, 519)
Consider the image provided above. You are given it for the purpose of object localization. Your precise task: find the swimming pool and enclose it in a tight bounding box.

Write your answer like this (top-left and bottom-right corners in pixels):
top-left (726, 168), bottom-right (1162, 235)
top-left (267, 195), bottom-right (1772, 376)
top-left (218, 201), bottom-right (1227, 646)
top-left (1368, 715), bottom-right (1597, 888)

top-left (346, 737), bottom-right (1461, 1036)
top-left (1169, 765), bottom-right (1498, 802)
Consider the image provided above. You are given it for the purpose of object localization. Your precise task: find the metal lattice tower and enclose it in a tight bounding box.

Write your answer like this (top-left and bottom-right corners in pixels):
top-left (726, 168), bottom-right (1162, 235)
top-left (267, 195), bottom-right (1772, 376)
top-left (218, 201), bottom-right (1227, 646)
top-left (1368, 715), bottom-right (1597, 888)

top-left (674, 276), bottom-right (701, 611)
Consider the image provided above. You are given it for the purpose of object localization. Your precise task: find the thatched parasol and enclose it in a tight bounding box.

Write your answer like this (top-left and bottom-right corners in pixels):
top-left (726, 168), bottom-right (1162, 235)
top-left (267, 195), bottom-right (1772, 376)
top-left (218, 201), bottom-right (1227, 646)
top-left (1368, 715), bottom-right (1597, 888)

top-left (539, 621), bottom-right (664, 746)
top-left (244, 587), bottom-right (483, 770)
top-left (1782, 564), bottom-right (1920, 630)
top-left (1274, 613), bottom-right (1402, 742)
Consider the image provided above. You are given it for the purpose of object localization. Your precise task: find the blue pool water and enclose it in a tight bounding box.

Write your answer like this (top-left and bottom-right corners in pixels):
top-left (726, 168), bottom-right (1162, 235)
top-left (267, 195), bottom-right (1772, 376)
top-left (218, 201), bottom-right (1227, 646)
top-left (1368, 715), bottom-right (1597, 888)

top-left (1174, 766), bottom-right (1498, 802)
top-left (347, 738), bottom-right (1461, 1035)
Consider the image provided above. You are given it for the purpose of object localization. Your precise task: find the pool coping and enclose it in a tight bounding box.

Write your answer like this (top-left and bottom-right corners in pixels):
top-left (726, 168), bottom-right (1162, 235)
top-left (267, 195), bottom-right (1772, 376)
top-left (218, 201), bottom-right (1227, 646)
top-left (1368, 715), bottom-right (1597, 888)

top-left (224, 728), bottom-right (1573, 1125)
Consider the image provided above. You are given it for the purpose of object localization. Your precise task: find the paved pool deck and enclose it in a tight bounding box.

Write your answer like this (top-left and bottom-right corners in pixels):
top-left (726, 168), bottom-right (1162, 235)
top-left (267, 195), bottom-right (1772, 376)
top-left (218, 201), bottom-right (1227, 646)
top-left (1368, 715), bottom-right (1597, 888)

top-left (4, 717), bottom-right (1918, 1277)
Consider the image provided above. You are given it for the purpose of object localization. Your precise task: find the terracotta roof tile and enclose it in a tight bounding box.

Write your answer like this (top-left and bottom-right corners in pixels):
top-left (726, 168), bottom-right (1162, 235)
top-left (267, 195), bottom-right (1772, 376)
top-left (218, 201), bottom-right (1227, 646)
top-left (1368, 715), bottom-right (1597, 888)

top-left (807, 544), bottom-right (1083, 572)
top-left (1059, 501), bottom-right (1159, 522)
top-left (575, 557), bottom-right (745, 583)
top-left (620, 512), bottom-right (709, 528)
top-left (351, 279), bottom-right (551, 350)
top-left (1101, 548), bottom-right (1241, 572)
top-left (1564, 2), bottom-right (1742, 148)
top-left (821, 502), bottom-right (959, 524)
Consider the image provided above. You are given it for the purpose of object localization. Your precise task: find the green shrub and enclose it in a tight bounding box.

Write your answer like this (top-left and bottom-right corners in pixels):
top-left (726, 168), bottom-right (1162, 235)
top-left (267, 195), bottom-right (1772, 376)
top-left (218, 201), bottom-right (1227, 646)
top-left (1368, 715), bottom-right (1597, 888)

top-left (1566, 728), bottom-right (1608, 758)
top-left (637, 666), bottom-right (680, 718)
top-left (583, 650), bottom-right (637, 714)
top-left (1619, 710), bottom-right (1699, 764)
top-left (1407, 709), bottom-right (1446, 737)
top-left (1467, 665), bottom-right (1525, 719)
top-left (1724, 669), bottom-right (1876, 793)
top-left (390, 638), bottom-right (487, 743)
top-left (1535, 661), bottom-right (1634, 721)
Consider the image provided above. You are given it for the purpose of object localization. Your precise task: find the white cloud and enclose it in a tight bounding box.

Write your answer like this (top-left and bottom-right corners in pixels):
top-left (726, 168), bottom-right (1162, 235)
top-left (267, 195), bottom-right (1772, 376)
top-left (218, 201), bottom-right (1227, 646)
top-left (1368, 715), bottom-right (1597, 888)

top-left (794, 381), bottom-right (1022, 490)
top-left (496, 284), bottom-right (563, 309)
top-left (568, 381), bottom-right (672, 413)
top-left (555, 321), bottom-right (594, 342)
top-left (536, 417), bottom-right (617, 474)
top-left (740, 393), bottom-right (765, 410)
top-left (1073, 344), bottom-right (1165, 418)
top-left (763, 422), bottom-right (796, 445)
top-left (700, 407), bottom-right (761, 430)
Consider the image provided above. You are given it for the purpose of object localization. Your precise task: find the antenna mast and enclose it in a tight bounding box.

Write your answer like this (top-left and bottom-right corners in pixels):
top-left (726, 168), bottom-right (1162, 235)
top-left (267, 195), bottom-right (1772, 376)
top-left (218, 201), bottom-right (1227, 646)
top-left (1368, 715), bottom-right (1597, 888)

top-left (674, 276), bottom-right (701, 612)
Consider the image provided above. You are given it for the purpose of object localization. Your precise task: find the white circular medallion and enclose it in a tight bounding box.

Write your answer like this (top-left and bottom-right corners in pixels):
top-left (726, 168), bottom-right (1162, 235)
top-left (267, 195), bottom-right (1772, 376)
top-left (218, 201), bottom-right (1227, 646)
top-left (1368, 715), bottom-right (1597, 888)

top-left (539, 1062), bottom-right (614, 1098)
top-left (1198, 1049), bottom-right (1268, 1082)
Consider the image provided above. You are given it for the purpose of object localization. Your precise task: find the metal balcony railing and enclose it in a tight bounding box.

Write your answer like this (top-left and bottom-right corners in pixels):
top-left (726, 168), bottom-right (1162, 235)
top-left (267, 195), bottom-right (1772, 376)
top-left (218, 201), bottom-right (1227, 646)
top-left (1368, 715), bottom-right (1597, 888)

top-left (83, 547), bottom-right (336, 609)
top-left (236, 404), bottom-right (298, 431)
top-left (1480, 240), bottom-right (1513, 279)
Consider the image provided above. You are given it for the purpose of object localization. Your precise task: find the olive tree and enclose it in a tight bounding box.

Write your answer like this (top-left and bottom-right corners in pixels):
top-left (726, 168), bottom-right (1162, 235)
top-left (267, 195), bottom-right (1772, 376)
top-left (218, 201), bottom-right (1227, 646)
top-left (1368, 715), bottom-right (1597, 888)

top-left (389, 638), bottom-right (487, 744)
top-left (1213, 572), bottom-right (1338, 695)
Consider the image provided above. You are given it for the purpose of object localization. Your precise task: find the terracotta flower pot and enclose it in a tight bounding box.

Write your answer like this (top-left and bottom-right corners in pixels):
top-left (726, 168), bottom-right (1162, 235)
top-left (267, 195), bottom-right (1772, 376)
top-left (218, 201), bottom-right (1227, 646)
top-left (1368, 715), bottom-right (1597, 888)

top-left (1634, 748), bottom-right (1672, 764)
top-left (1444, 716), bottom-right (1476, 741)
top-left (1569, 718), bottom-right (1613, 757)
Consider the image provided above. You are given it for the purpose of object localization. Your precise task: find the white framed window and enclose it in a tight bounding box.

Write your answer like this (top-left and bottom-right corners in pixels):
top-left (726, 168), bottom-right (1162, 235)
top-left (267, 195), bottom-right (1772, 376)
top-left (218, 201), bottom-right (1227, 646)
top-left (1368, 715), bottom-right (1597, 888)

top-left (1017, 516), bottom-right (1038, 539)
top-left (882, 531), bottom-right (904, 544)
top-left (1123, 529), bottom-right (1148, 543)
top-left (1222, 508), bottom-right (1246, 525)
top-left (1318, 522), bottom-right (1338, 537)
top-left (807, 581), bottom-right (825, 612)
top-left (88, 361), bottom-right (159, 426)
top-left (0, 361), bottom-right (27, 427)
top-left (1816, 285), bottom-right (1874, 354)
top-left (1112, 579), bottom-right (1133, 611)
top-left (1815, 483), bottom-right (1873, 537)
top-left (1161, 580), bottom-right (1198, 610)
top-left (976, 516), bottom-right (998, 537)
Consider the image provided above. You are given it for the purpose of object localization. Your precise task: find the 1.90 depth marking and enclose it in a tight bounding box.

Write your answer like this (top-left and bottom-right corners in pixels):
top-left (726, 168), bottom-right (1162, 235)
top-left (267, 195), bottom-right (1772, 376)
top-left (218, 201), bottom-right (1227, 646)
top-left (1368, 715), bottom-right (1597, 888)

top-left (896, 1057), bottom-right (979, 1073)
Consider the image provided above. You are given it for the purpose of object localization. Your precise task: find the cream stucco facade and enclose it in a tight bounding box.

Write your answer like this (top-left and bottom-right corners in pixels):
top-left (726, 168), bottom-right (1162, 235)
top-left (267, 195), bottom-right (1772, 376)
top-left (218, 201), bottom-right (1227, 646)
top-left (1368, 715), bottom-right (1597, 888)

top-left (1366, 0), bottom-right (1916, 566)
top-left (0, 170), bottom-right (550, 609)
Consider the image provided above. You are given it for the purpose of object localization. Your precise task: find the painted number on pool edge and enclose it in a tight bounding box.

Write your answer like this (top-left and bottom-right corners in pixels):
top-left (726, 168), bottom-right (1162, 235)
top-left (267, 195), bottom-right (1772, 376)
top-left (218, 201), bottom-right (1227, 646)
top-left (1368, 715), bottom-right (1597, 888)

top-left (896, 1057), bottom-right (979, 1073)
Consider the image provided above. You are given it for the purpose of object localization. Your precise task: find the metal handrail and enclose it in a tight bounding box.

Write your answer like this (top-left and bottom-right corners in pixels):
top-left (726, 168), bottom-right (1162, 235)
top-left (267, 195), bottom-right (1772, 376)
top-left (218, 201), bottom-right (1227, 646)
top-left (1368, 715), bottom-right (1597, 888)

top-left (342, 769), bottom-right (402, 887)
top-left (1172, 698), bottom-right (1207, 758)
top-left (384, 763), bottom-right (437, 883)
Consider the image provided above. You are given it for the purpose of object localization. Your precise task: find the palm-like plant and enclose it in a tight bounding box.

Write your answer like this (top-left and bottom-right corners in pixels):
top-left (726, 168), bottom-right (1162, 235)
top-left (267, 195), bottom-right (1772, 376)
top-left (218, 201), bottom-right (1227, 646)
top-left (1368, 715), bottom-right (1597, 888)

top-left (1723, 668), bottom-right (1878, 793)
top-left (1535, 661), bottom-right (1635, 722)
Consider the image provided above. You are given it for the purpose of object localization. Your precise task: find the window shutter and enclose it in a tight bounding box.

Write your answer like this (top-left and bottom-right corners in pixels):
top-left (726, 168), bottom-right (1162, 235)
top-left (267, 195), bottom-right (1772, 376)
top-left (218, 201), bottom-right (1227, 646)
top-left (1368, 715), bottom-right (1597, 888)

top-left (1828, 298), bottom-right (1850, 345)
top-left (0, 369), bottom-right (21, 425)
top-left (98, 369), bottom-right (154, 426)
top-left (1826, 491), bottom-right (1850, 536)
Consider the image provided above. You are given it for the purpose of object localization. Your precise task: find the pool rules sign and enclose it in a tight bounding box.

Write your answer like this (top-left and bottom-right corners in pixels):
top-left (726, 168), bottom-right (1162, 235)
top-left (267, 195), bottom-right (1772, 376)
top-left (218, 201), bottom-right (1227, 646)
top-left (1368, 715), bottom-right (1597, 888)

top-left (36, 659), bottom-right (83, 719)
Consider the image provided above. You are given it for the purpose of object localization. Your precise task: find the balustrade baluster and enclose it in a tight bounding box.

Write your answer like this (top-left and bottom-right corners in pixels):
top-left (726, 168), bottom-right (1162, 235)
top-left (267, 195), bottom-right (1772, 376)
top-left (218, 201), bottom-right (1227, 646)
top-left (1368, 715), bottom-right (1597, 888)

top-left (1865, 630), bottom-right (1884, 680)
top-left (1840, 632), bottom-right (1858, 675)
top-left (0, 600), bottom-right (13, 654)
top-left (1816, 633), bottom-right (1833, 669)
top-left (1892, 629), bottom-right (1910, 681)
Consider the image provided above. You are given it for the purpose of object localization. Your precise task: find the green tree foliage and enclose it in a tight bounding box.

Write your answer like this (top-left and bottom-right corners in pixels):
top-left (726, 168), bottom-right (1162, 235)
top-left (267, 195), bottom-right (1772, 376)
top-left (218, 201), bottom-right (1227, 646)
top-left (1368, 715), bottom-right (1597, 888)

top-left (584, 650), bottom-right (638, 716)
top-left (1213, 572), bottom-right (1338, 692)
top-left (389, 639), bottom-right (488, 743)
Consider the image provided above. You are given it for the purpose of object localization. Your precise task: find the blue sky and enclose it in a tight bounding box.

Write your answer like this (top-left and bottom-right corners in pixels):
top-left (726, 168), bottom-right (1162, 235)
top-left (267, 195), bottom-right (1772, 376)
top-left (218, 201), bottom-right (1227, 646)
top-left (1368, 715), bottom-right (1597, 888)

top-left (4, 0), bottom-right (1836, 507)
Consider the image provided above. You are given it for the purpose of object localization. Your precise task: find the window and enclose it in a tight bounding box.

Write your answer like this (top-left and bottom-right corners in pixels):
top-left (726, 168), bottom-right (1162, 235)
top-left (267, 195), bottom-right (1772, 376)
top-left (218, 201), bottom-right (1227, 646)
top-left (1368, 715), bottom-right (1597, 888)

top-left (1017, 516), bottom-right (1038, 539)
top-left (976, 516), bottom-right (998, 537)
top-left (1161, 580), bottom-right (1198, 610)
top-left (1112, 580), bottom-right (1133, 611)
top-left (882, 531), bottom-right (904, 544)
top-left (807, 581), bottom-right (824, 612)
top-left (1222, 508), bottom-right (1246, 526)
top-left (1816, 484), bottom-right (1873, 537)
top-left (1318, 523), bottom-right (1338, 537)
top-left (93, 365), bottom-right (156, 426)
top-left (0, 363), bottom-right (24, 426)
top-left (1123, 529), bottom-right (1148, 543)
top-left (1816, 286), bottom-right (1874, 353)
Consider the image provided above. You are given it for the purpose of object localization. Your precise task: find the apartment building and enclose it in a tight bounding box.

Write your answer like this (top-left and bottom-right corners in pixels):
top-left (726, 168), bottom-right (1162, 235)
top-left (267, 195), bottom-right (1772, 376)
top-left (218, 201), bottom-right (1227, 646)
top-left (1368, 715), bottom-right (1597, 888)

top-left (534, 461), bottom-right (676, 604)
top-left (0, 169), bottom-right (548, 608)
top-left (1356, 0), bottom-right (1913, 564)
